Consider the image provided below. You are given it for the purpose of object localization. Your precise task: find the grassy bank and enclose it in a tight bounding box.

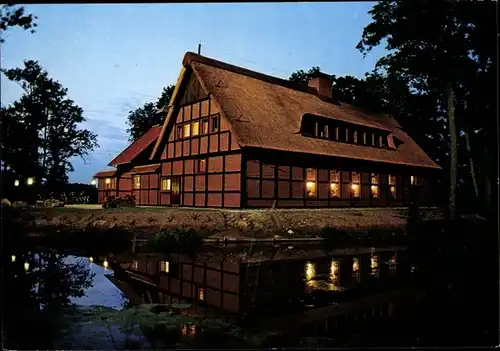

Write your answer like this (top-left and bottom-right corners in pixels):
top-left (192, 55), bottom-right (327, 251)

top-left (24, 206), bottom-right (443, 240)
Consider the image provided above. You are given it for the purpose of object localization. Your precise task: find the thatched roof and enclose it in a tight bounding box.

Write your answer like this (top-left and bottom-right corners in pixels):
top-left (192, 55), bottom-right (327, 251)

top-left (152, 52), bottom-right (440, 170)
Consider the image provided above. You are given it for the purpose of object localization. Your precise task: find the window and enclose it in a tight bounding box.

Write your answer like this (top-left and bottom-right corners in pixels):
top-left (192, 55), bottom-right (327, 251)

top-left (318, 123), bottom-right (328, 138)
top-left (161, 177), bottom-right (171, 191)
top-left (335, 127), bottom-right (339, 140)
top-left (371, 133), bottom-right (375, 146)
top-left (133, 175), bottom-right (140, 189)
top-left (159, 261), bottom-right (169, 273)
top-left (201, 119), bottom-right (209, 134)
top-left (176, 125), bottom-right (183, 139)
top-left (210, 116), bottom-right (219, 132)
top-left (132, 260), bottom-right (138, 270)
top-left (105, 178), bottom-right (112, 189)
top-left (196, 159), bottom-right (206, 173)
top-left (198, 288), bottom-right (204, 301)
top-left (338, 127), bottom-right (346, 142)
top-left (351, 172), bottom-right (360, 198)
top-left (378, 135), bottom-right (383, 147)
top-left (371, 173), bottom-right (379, 199)
top-left (363, 132), bottom-right (367, 145)
top-left (345, 128), bottom-right (349, 142)
top-left (191, 121), bottom-right (199, 136)
top-left (389, 175), bottom-right (396, 199)
top-left (352, 130), bottom-right (358, 144)
top-left (306, 168), bottom-right (316, 198)
top-left (330, 170), bottom-right (340, 198)
top-left (183, 123), bottom-right (191, 138)
top-left (411, 175), bottom-right (418, 185)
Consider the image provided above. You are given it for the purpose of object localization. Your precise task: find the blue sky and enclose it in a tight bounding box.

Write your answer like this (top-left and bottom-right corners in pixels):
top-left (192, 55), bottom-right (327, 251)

top-left (1, 3), bottom-right (385, 184)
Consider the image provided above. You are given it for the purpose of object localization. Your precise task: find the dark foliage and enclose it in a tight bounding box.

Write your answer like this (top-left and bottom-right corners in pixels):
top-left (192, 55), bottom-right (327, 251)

top-left (102, 194), bottom-right (136, 209)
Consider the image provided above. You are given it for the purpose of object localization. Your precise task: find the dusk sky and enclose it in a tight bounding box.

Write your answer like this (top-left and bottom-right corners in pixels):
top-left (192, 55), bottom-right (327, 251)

top-left (1, 3), bottom-right (386, 184)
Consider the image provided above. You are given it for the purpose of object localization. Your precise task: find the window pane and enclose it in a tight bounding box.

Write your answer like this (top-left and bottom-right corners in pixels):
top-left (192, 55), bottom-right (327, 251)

top-left (371, 173), bottom-right (379, 185)
top-left (176, 125), bottom-right (183, 139)
top-left (197, 159), bottom-right (206, 173)
top-left (371, 185), bottom-right (379, 199)
top-left (351, 172), bottom-right (360, 184)
top-left (306, 181), bottom-right (316, 197)
top-left (192, 121), bottom-right (199, 136)
top-left (389, 186), bottom-right (396, 199)
top-left (210, 116), bottom-right (219, 132)
top-left (161, 178), bottom-right (171, 191)
top-left (201, 119), bottom-right (209, 134)
top-left (330, 183), bottom-right (340, 198)
top-left (389, 175), bottom-right (396, 185)
top-left (330, 170), bottom-right (339, 182)
top-left (306, 168), bottom-right (316, 181)
top-left (133, 176), bottom-right (140, 189)
top-left (184, 123), bottom-right (191, 138)
top-left (352, 183), bottom-right (361, 198)
top-left (411, 175), bottom-right (418, 185)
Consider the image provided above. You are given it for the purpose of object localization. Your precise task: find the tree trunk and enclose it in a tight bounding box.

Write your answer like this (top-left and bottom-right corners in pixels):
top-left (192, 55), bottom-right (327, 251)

top-left (446, 81), bottom-right (458, 220)
top-left (464, 131), bottom-right (479, 198)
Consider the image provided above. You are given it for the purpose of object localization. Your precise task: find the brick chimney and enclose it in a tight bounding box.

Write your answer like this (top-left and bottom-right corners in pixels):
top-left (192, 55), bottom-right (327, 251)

top-left (307, 72), bottom-right (334, 101)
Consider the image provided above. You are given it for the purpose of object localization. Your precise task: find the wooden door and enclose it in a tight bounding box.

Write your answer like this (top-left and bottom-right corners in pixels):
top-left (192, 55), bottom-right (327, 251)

top-left (171, 176), bottom-right (181, 205)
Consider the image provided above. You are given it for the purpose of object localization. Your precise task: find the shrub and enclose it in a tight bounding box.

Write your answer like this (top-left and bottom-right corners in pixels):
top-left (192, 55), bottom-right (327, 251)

top-left (145, 228), bottom-right (203, 253)
top-left (102, 195), bottom-right (136, 209)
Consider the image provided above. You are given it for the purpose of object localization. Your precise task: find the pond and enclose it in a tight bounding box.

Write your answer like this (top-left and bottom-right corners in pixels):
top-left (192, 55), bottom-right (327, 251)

top-left (3, 235), bottom-right (498, 349)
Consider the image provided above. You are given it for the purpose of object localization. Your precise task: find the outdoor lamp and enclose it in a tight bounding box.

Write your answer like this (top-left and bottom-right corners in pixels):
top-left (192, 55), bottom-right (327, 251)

top-left (89, 256), bottom-right (94, 263)
top-left (103, 258), bottom-right (109, 269)
top-left (14, 180), bottom-right (20, 187)
top-left (24, 262), bottom-right (30, 272)
top-left (91, 179), bottom-right (97, 186)
top-left (11, 255), bottom-right (16, 262)
top-left (26, 177), bottom-right (34, 186)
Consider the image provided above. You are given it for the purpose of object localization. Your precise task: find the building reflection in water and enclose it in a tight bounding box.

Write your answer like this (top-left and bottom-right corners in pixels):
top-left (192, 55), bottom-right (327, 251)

top-left (328, 259), bottom-right (342, 291)
top-left (371, 253), bottom-right (380, 277)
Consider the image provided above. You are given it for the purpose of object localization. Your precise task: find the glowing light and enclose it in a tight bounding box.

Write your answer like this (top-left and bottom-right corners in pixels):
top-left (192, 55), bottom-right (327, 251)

top-left (306, 181), bottom-right (315, 189)
top-left (330, 259), bottom-right (339, 277)
top-left (91, 179), bottom-right (97, 186)
top-left (351, 184), bottom-right (359, 190)
top-left (305, 262), bottom-right (316, 281)
top-left (353, 258), bottom-right (360, 272)
top-left (371, 254), bottom-right (379, 269)
top-left (26, 177), bottom-right (34, 186)
top-left (103, 258), bottom-right (109, 269)
top-left (198, 288), bottom-right (204, 301)
top-left (11, 255), bottom-right (16, 262)
top-left (24, 262), bottom-right (30, 272)
top-left (14, 180), bottom-right (20, 187)
top-left (89, 257), bottom-right (94, 263)
top-left (105, 178), bottom-right (111, 184)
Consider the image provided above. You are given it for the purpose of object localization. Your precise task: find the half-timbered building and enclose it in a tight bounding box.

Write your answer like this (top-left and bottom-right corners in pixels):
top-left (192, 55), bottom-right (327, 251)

top-left (94, 52), bottom-right (440, 208)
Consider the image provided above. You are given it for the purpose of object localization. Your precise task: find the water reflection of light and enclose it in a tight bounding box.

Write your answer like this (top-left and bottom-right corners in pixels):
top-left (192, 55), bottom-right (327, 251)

top-left (11, 255), bottom-right (16, 262)
top-left (89, 257), bottom-right (94, 263)
top-left (103, 258), bottom-right (109, 270)
top-left (305, 262), bottom-right (317, 289)
top-left (24, 262), bottom-right (30, 272)
top-left (353, 258), bottom-right (360, 272)
top-left (371, 254), bottom-right (379, 269)
top-left (329, 259), bottom-right (341, 289)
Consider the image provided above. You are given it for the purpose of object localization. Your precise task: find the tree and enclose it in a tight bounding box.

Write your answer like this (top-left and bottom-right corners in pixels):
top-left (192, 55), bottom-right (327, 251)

top-left (356, 0), bottom-right (497, 219)
top-left (0, 4), bottom-right (37, 43)
top-left (126, 84), bottom-right (175, 141)
top-left (1, 60), bottom-right (98, 192)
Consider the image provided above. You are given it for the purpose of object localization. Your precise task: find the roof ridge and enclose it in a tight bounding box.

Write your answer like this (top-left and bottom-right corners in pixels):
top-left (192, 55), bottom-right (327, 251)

top-left (183, 51), bottom-right (318, 96)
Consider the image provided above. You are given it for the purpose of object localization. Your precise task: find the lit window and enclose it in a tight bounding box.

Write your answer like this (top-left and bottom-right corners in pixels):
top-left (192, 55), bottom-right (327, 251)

top-left (411, 175), bottom-right (418, 185)
top-left (159, 261), bottom-right (169, 273)
top-left (26, 177), bottom-right (35, 185)
top-left (176, 125), bottom-right (183, 139)
top-left (371, 133), bottom-right (375, 146)
top-left (183, 123), bottom-right (191, 138)
top-left (105, 178), bottom-right (111, 185)
top-left (306, 168), bottom-right (316, 181)
top-left (191, 121), bottom-right (199, 136)
top-left (378, 135), bottom-right (383, 147)
top-left (371, 173), bottom-right (379, 199)
top-left (306, 181), bottom-right (316, 197)
top-left (335, 127), bottom-right (339, 140)
top-left (132, 260), bottom-right (138, 270)
top-left (389, 175), bottom-right (396, 199)
top-left (330, 170), bottom-right (340, 198)
top-left (198, 288), bottom-right (204, 301)
top-left (330, 170), bottom-right (339, 183)
top-left (14, 179), bottom-right (20, 187)
top-left (330, 183), bottom-right (340, 198)
top-left (210, 116), bottom-right (219, 133)
top-left (196, 159), bottom-right (206, 173)
top-left (133, 175), bottom-right (140, 189)
top-left (352, 130), bottom-right (358, 143)
top-left (351, 172), bottom-right (360, 198)
top-left (363, 132), bottom-right (367, 145)
top-left (161, 177), bottom-right (171, 191)
top-left (201, 119), bottom-right (209, 134)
